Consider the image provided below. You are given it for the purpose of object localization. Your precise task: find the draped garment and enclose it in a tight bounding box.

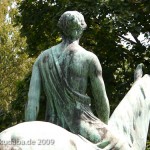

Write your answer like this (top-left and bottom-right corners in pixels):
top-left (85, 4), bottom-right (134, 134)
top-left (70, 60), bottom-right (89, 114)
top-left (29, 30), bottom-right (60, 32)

top-left (37, 46), bottom-right (101, 134)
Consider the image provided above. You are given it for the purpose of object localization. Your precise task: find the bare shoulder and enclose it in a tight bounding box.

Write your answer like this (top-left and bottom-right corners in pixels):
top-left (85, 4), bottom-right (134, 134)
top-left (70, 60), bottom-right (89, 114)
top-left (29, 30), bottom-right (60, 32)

top-left (85, 51), bottom-right (102, 76)
top-left (87, 51), bottom-right (98, 59)
top-left (83, 50), bottom-right (99, 64)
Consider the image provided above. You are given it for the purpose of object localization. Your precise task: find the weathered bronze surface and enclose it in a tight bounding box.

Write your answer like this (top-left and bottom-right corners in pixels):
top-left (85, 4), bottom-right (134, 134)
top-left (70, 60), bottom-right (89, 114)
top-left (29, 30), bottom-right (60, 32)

top-left (20, 11), bottom-right (150, 149)
top-left (25, 11), bottom-right (110, 143)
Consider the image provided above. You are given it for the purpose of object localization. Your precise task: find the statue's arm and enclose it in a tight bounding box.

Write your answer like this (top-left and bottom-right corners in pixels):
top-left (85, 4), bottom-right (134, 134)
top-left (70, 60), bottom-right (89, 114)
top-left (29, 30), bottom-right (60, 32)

top-left (25, 59), bottom-right (41, 121)
top-left (89, 54), bottom-right (110, 124)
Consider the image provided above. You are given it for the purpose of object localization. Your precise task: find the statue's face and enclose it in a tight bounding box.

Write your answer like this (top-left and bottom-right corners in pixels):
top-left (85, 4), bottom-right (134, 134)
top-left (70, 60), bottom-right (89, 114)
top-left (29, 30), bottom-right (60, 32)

top-left (58, 11), bottom-right (87, 40)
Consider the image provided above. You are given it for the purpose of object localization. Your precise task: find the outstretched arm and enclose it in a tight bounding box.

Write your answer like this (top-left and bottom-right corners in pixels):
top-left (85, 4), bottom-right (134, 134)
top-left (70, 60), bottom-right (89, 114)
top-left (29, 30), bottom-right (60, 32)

top-left (89, 54), bottom-right (110, 124)
top-left (25, 60), bottom-right (41, 121)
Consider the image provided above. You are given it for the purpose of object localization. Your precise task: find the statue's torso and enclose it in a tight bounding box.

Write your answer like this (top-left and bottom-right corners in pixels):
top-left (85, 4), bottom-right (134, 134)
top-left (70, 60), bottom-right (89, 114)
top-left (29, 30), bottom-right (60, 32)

top-left (40, 43), bottom-right (92, 95)
top-left (37, 42), bottom-right (95, 128)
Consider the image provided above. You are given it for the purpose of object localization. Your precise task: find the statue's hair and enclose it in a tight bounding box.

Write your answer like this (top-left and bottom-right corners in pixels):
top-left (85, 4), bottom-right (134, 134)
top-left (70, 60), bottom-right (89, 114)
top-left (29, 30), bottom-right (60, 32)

top-left (57, 11), bottom-right (87, 39)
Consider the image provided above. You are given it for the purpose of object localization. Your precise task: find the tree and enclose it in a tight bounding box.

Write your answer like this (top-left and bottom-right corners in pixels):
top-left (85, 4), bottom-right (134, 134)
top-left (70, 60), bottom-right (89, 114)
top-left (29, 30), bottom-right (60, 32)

top-left (1, 0), bottom-right (150, 147)
top-left (0, 0), bottom-right (33, 131)
top-left (17, 0), bottom-right (150, 112)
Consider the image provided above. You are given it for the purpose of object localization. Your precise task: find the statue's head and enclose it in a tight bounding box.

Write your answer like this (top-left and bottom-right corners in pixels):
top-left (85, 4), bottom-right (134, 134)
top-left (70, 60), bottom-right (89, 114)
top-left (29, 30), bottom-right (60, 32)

top-left (57, 11), bottom-right (87, 41)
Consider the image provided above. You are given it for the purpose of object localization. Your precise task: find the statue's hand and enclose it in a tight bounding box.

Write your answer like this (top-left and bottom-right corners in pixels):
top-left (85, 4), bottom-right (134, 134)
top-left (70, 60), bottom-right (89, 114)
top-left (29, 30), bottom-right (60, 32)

top-left (97, 128), bottom-right (132, 150)
top-left (102, 138), bottom-right (131, 150)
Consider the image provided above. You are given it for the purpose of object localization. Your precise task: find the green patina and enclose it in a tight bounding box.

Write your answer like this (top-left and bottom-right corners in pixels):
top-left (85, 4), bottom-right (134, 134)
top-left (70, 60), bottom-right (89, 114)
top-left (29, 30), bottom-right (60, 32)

top-left (25, 11), bottom-right (110, 144)
top-left (1, 11), bottom-right (149, 150)
top-left (25, 11), bottom-right (149, 149)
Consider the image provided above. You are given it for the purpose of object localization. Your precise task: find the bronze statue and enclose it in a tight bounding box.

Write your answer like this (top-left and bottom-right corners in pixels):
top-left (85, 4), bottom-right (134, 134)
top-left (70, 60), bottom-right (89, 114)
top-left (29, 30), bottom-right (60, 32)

top-left (25, 11), bottom-right (110, 143)
top-left (22, 11), bottom-right (149, 149)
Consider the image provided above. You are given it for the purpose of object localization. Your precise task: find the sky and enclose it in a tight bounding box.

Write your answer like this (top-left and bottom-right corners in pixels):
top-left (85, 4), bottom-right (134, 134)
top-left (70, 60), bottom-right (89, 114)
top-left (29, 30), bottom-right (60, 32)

top-left (121, 32), bottom-right (150, 50)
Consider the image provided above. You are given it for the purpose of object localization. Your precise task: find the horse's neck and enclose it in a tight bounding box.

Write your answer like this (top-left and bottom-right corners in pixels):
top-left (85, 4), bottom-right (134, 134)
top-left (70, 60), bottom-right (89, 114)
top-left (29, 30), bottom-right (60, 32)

top-left (109, 75), bottom-right (150, 149)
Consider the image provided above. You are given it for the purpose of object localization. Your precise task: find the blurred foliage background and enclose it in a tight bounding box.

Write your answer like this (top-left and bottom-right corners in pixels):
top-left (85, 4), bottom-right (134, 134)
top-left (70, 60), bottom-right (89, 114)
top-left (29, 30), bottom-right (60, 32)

top-left (0, 0), bottom-right (150, 148)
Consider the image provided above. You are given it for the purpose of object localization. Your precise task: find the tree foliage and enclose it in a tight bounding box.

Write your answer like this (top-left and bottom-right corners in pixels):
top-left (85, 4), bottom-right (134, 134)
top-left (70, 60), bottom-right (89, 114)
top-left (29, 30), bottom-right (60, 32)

top-left (0, 0), bottom-right (150, 147)
top-left (0, 0), bottom-right (33, 131)
top-left (16, 0), bottom-right (150, 111)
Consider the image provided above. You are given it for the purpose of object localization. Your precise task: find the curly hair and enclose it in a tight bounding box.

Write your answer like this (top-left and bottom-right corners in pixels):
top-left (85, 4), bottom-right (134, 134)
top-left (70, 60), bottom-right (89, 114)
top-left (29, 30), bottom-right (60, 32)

top-left (57, 11), bottom-right (87, 40)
